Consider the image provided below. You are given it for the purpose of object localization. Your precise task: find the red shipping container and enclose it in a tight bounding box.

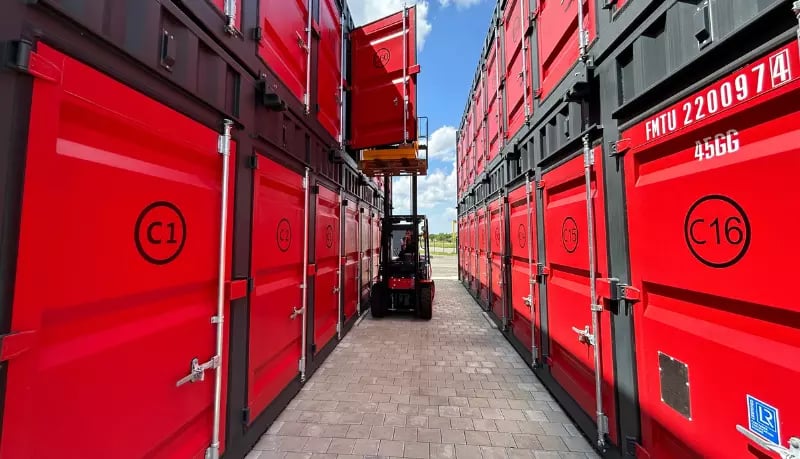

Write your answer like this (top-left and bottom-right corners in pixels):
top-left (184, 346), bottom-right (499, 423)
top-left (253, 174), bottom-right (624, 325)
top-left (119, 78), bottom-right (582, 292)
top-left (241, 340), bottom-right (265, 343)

top-left (508, 183), bottom-right (538, 355)
top-left (0, 44), bottom-right (235, 458)
top-left (536, 0), bottom-right (596, 101)
top-left (503, 0), bottom-right (533, 141)
top-left (622, 41), bottom-right (800, 458)
top-left (258, 0), bottom-right (311, 105)
top-left (540, 149), bottom-right (617, 444)
top-left (486, 32), bottom-right (504, 162)
top-left (489, 198), bottom-right (505, 320)
top-left (314, 185), bottom-right (341, 353)
top-left (318, 0), bottom-right (344, 140)
top-left (350, 6), bottom-right (420, 149)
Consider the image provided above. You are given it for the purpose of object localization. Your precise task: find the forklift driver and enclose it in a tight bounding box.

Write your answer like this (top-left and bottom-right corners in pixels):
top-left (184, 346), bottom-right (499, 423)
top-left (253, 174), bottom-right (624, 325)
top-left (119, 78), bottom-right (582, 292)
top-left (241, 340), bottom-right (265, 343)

top-left (399, 229), bottom-right (417, 258)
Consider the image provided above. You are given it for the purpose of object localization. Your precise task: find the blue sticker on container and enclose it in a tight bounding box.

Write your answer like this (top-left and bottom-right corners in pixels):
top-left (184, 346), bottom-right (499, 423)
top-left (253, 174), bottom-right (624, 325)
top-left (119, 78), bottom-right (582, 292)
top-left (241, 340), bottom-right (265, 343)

top-left (747, 395), bottom-right (781, 446)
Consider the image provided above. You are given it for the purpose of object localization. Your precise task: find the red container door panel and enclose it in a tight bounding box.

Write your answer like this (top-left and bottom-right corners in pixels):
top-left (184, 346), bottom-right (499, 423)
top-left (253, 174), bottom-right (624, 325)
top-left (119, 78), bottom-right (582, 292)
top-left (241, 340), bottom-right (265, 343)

top-left (477, 208), bottom-right (489, 303)
top-left (489, 200), bottom-right (505, 319)
top-left (476, 122), bottom-right (486, 175)
top-left (318, 0), bottom-right (342, 140)
top-left (350, 6), bottom-right (419, 149)
top-left (0, 45), bottom-right (231, 459)
top-left (373, 217), bottom-right (381, 281)
top-left (360, 210), bottom-right (371, 293)
top-left (249, 157), bottom-right (305, 420)
top-left (508, 184), bottom-right (537, 353)
top-left (541, 150), bottom-right (616, 443)
top-left (623, 42), bottom-right (800, 458)
top-left (486, 36), bottom-right (502, 162)
top-left (344, 200), bottom-right (359, 318)
top-left (258, 0), bottom-right (309, 103)
top-left (503, 0), bottom-right (532, 140)
top-left (314, 185), bottom-right (340, 353)
top-left (536, 0), bottom-right (596, 101)
top-left (212, 0), bottom-right (242, 30)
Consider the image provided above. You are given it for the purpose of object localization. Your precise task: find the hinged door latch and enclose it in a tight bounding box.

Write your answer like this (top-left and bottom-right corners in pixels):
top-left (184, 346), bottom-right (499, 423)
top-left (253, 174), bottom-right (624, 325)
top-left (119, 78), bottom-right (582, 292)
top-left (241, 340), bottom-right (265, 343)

top-left (736, 425), bottom-right (800, 459)
top-left (597, 278), bottom-right (640, 304)
top-left (176, 356), bottom-right (219, 387)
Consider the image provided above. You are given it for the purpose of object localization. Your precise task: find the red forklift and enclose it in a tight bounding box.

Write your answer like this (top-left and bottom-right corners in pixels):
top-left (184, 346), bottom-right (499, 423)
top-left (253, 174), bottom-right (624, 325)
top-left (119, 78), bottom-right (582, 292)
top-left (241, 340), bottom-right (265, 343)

top-left (359, 120), bottom-right (434, 320)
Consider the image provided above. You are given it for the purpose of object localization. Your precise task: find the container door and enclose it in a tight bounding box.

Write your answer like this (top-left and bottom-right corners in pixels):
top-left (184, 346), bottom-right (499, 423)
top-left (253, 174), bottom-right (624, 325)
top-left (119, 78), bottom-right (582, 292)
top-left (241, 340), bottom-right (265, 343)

top-left (503, 0), bottom-right (533, 140)
top-left (343, 198), bottom-right (359, 319)
top-left (486, 32), bottom-right (503, 162)
top-left (0, 45), bottom-right (231, 458)
top-left (318, 0), bottom-right (342, 140)
top-left (623, 42), bottom-right (800, 458)
top-left (489, 199), bottom-right (505, 321)
top-left (508, 183), bottom-right (538, 354)
top-left (373, 216), bottom-right (381, 282)
top-left (349, 5), bottom-right (419, 149)
top-left (536, 0), bottom-right (596, 100)
top-left (249, 156), bottom-right (305, 421)
top-left (360, 207), bottom-right (371, 300)
top-left (477, 207), bottom-right (489, 306)
top-left (541, 150), bottom-right (617, 444)
top-left (314, 185), bottom-right (340, 353)
top-left (257, 0), bottom-right (310, 104)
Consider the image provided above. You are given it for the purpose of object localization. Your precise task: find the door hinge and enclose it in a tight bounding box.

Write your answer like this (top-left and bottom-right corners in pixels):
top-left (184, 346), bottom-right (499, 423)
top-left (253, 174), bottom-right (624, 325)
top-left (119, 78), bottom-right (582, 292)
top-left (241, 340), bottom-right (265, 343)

top-left (602, 0), bottom-right (618, 9)
top-left (610, 138), bottom-right (631, 156)
top-left (625, 437), bottom-right (651, 458)
top-left (218, 120), bottom-right (233, 156)
top-left (536, 263), bottom-right (550, 278)
top-left (6, 40), bottom-right (60, 82)
top-left (597, 278), bottom-right (641, 304)
top-left (248, 154), bottom-right (259, 169)
top-left (0, 330), bottom-right (36, 362)
top-left (252, 26), bottom-right (263, 41)
top-left (242, 407), bottom-right (251, 425)
top-left (311, 343), bottom-right (317, 354)
top-left (536, 180), bottom-right (545, 190)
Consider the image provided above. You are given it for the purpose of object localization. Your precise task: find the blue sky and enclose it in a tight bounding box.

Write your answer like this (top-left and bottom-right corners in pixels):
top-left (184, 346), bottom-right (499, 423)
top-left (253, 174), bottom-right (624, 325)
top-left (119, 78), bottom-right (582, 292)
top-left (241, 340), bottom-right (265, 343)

top-left (348, 0), bottom-right (495, 234)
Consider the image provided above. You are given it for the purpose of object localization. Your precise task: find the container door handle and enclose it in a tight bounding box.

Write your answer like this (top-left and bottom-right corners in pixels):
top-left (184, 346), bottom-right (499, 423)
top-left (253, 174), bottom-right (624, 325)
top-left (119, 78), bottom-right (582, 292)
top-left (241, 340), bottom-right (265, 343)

top-left (290, 306), bottom-right (305, 320)
top-left (571, 325), bottom-right (595, 346)
top-left (176, 356), bottom-right (219, 387)
top-left (736, 425), bottom-right (800, 458)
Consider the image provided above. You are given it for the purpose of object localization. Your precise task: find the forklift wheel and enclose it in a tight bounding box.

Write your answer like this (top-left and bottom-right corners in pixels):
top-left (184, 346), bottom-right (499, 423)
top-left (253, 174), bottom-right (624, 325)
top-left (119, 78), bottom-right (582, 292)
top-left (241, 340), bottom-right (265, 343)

top-left (371, 282), bottom-right (387, 318)
top-left (417, 284), bottom-right (432, 320)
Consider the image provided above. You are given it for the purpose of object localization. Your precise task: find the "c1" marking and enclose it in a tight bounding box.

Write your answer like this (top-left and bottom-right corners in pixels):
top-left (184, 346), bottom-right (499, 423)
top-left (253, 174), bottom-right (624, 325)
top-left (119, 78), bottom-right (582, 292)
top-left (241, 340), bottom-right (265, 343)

top-left (277, 218), bottom-right (292, 252)
top-left (684, 195), bottom-right (751, 268)
top-left (134, 201), bottom-right (187, 265)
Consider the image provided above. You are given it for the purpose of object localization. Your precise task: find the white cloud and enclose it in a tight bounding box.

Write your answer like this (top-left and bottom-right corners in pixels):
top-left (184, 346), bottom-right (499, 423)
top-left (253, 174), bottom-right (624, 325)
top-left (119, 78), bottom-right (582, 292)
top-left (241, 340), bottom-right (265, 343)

top-left (391, 160), bottom-right (457, 233)
top-left (439, 0), bottom-right (484, 9)
top-left (347, 0), bottom-right (432, 50)
top-left (425, 125), bottom-right (457, 160)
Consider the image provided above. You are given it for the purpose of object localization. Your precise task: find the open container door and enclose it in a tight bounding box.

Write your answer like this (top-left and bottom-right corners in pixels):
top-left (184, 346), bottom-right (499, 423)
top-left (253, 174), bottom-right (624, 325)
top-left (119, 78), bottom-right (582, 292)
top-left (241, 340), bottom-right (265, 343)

top-left (349, 5), bottom-right (420, 149)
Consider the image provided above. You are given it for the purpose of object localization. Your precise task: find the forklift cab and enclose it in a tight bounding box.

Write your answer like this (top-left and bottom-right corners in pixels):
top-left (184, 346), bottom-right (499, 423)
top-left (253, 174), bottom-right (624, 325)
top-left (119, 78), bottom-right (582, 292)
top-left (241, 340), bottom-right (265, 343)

top-left (371, 215), bottom-right (434, 319)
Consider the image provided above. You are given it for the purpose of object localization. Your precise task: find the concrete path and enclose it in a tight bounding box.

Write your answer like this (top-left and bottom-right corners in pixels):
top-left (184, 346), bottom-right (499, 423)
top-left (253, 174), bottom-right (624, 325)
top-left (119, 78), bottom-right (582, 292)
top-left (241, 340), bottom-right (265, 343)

top-left (246, 258), bottom-right (597, 459)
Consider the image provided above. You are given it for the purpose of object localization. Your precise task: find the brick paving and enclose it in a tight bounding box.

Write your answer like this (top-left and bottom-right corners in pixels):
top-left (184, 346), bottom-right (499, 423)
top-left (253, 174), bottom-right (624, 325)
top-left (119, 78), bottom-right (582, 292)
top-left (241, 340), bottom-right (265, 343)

top-left (246, 277), bottom-right (598, 459)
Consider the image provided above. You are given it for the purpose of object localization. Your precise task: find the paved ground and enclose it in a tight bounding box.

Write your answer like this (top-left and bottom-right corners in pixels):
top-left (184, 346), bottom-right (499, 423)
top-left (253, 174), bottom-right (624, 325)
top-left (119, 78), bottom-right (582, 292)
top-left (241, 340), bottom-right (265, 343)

top-left (246, 257), bottom-right (596, 459)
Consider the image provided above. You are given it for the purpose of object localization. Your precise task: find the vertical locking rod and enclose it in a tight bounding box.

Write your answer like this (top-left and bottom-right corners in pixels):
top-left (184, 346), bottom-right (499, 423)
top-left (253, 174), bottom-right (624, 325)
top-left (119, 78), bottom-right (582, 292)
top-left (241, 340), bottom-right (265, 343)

top-left (519, 0), bottom-right (530, 119)
top-left (300, 167), bottom-right (311, 381)
top-left (207, 119), bottom-right (233, 459)
top-left (582, 136), bottom-right (607, 448)
top-left (304, 0), bottom-right (313, 113)
top-left (525, 176), bottom-right (536, 361)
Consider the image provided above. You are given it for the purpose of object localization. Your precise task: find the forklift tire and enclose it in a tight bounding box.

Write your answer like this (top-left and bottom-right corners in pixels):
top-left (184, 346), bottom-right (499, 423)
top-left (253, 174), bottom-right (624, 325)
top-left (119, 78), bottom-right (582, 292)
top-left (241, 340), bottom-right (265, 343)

top-left (371, 282), bottom-right (387, 318)
top-left (417, 284), bottom-right (432, 320)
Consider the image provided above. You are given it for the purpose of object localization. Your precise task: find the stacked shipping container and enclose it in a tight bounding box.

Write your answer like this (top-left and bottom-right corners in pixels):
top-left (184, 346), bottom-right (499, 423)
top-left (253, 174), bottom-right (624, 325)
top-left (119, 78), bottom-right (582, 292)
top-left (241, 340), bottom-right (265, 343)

top-left (0, 0), bottom-right (420, 457)
top-left (458, 0), bottom-right (800, 457)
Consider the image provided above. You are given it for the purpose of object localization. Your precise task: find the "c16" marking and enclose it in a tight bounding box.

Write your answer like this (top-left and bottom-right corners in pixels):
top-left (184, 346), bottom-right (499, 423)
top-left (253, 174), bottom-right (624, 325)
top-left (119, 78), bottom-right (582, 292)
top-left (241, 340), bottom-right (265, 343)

top-left (684, 195), bottom-right (751, 268)
top-left (134, 201), bottom-right (187, 265)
